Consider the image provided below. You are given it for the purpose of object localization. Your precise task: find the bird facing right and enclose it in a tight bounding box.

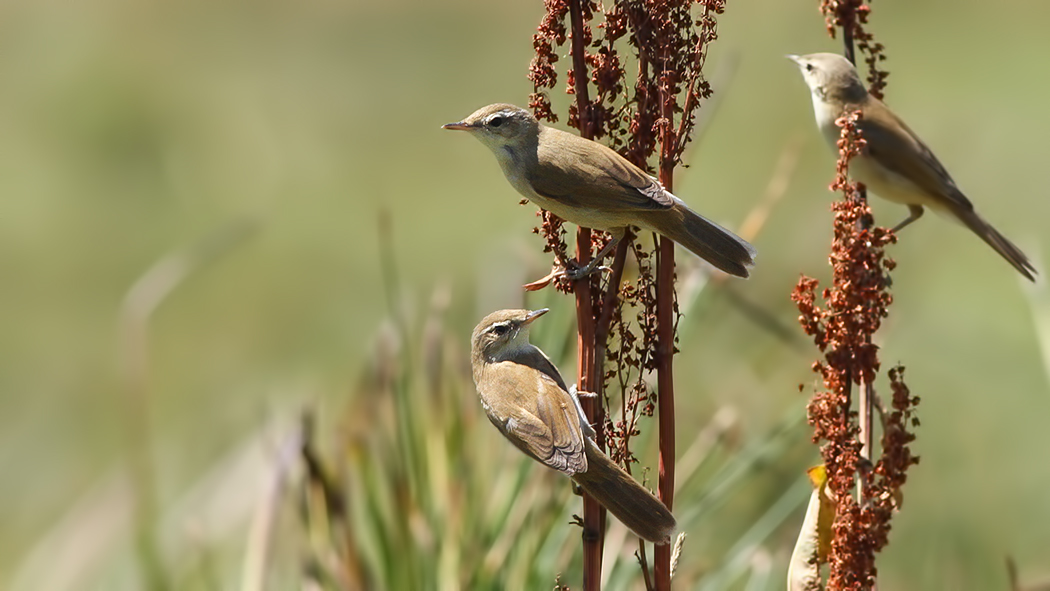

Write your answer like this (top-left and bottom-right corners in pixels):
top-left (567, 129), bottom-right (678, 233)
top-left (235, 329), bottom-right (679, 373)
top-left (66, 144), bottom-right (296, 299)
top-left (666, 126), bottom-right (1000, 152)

top-left (470, 308), bottom-right (677, 544)
top-left (787, 52), bottom-right (1036, 282)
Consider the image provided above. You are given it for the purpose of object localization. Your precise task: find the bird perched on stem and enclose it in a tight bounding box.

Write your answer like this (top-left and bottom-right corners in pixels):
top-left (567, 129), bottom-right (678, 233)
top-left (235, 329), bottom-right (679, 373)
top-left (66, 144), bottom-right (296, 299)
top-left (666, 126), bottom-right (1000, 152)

top-left (444, 104), bottom-right (756, 282)
top-left (788, 52), bottom-right (1036, 281)
top-left (470, 308), bottom-right (676, 544)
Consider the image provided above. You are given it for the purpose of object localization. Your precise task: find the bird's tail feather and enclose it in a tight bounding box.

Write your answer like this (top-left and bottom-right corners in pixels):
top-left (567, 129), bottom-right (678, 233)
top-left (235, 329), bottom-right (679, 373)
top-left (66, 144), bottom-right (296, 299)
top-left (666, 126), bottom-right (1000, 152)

top-left (572, 441), bottom-right (676, 544)
top-left (641, 205), bottom-right (757, 278)
top-left (958, 210), bottom-right (1036, 282)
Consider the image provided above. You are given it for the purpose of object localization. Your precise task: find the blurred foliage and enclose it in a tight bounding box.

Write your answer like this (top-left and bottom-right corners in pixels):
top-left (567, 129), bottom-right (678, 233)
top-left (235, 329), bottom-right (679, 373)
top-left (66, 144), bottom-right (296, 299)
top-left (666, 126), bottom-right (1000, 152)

top-left (3, 0), bottom-right (1050, 589)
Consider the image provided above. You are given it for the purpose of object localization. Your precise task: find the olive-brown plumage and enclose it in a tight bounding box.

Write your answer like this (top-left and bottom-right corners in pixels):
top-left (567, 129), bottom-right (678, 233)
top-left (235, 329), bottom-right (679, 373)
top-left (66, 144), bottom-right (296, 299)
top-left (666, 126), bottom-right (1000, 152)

top-left (788, 53), bottom-right (1036, 281)
top-left (445, 104), bottom-right (757, 278)
top-left (470, 308), bottom-right (676, 544)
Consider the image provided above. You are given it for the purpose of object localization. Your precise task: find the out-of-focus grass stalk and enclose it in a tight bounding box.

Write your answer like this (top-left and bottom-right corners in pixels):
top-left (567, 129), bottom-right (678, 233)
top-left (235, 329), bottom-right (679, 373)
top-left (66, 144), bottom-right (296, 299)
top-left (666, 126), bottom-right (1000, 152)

top-left (119, 220), bottom-right (256, 590)
top-left (30, 208), bottom-right (813, 589)
top-left (291, 210), bottom-right (810, 589)
top-left (1024, 258), bottom-right (1050, 382)
top-left (678, 137), bottom-right (804, 345)
top-left (240, 425), bottom-right (302, 591)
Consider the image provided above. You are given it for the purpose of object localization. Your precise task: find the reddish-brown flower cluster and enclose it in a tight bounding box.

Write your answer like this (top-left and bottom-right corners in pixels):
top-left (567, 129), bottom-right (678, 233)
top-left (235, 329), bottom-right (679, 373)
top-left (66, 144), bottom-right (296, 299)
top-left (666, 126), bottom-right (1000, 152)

top-left (601, 238), bottom-right (663, 467)
top-left (871, 366), bottom-right (920, 514)
top-left (529, 0), bottom-right (570, 122)
top-left (819, 0), bottom-right (889, 98)
top-left (527, 4), bottom-right (728, 588)
top-left (530, 0), bottom-right (727, 168)
top-left (792, 111), bottom-right (919, 590)
top-left (527, 0), bottom-right (731, 461)
top-left (530, 209), bottom-right (571, 293)
top-left (528, 0), bottom-right (729, 290)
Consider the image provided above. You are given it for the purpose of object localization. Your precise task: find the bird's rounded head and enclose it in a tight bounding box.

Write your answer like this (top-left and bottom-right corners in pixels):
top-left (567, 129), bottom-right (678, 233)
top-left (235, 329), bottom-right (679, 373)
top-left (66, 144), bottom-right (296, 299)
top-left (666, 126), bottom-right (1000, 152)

top-left (443, 104), bottom-right (539, 151)
top-left (787, 53), bottom-right (866, 102)
top-left (471, 308), bottom-right (548, 362)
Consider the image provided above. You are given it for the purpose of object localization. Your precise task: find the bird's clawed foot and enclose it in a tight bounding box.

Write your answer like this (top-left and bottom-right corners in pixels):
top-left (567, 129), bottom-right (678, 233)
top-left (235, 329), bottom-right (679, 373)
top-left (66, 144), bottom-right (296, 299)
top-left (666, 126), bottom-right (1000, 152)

top-left (569, 384), bottom-right (597, 400)
top-left (568, 385), bottom-right (598, 438)
top-left (565, 259), bottom-right (613, 282)
top-left (522, 260), bottom-right (612, 292)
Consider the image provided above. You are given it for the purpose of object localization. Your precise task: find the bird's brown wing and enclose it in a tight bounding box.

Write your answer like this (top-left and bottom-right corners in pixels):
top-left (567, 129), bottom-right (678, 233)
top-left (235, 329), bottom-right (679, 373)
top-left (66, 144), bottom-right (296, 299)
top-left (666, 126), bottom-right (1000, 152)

top-left (530, 127), bottom-right (673, 211)
top-left (859, 98), bottom-right (974, 211)
top-left (479, 360), bottom-right (588, 475)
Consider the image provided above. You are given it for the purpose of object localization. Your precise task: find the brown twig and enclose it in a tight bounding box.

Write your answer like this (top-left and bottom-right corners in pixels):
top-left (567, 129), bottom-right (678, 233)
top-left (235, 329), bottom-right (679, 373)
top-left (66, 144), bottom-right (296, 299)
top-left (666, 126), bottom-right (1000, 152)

top-left (653, 233), bottom-right (676, 591)
top-left (653, 37), bottom-right (679, 587)
top-left (637, 537), bottom-right (655, 591)
top-left (594, 235), bottom-right (634, 452)
top-left (565, 2), bottom-right (606, 588)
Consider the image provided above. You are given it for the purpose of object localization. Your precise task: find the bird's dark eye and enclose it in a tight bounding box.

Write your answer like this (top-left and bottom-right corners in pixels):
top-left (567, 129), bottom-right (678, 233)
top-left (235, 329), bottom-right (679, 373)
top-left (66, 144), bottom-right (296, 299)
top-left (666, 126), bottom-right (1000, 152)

top-left (490, 323), bottom-right (510, 336)
top-left (488, 116), bottom-right (504, 128)
top-left (805, 63), bottom-right (814, 72)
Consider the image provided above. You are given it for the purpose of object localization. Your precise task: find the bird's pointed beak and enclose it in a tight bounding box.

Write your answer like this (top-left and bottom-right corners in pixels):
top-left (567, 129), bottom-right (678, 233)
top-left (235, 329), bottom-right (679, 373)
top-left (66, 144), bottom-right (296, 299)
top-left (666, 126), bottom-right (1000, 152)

top-left (785, 54), bottom-right (802, 66)
top-left (523, 308), bottom-right (549, 324)
top-left (442, 121), bottom-right (474, 131)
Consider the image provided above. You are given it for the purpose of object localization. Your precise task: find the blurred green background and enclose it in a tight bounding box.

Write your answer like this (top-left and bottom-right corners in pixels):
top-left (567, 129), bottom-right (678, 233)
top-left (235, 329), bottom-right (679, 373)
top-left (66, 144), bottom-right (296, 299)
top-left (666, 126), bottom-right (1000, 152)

top-left (3, 0), bottom-right (1049, 589)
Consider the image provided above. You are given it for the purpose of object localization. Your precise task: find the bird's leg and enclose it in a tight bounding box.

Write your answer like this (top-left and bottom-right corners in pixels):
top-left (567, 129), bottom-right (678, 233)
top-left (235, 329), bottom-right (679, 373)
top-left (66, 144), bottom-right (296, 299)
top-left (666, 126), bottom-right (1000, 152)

top-left (568, 384), bottom-right (598, 439)
top-left (522, 232), bottom-right (617, 291)
top-left (564, 233), bottom-right (619, 281)
top-left (890, 205), bottom-right (925, 234)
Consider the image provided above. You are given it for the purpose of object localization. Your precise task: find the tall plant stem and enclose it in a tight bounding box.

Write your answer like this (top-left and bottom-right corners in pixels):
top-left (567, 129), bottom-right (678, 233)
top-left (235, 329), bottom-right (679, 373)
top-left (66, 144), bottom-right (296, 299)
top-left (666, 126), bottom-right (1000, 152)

top-left (566, 2), bottom-right (606, 589)
top-left (653, 95), bottom-right (678, 590)
top-left (840, 14), bottom-right (875, 498)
